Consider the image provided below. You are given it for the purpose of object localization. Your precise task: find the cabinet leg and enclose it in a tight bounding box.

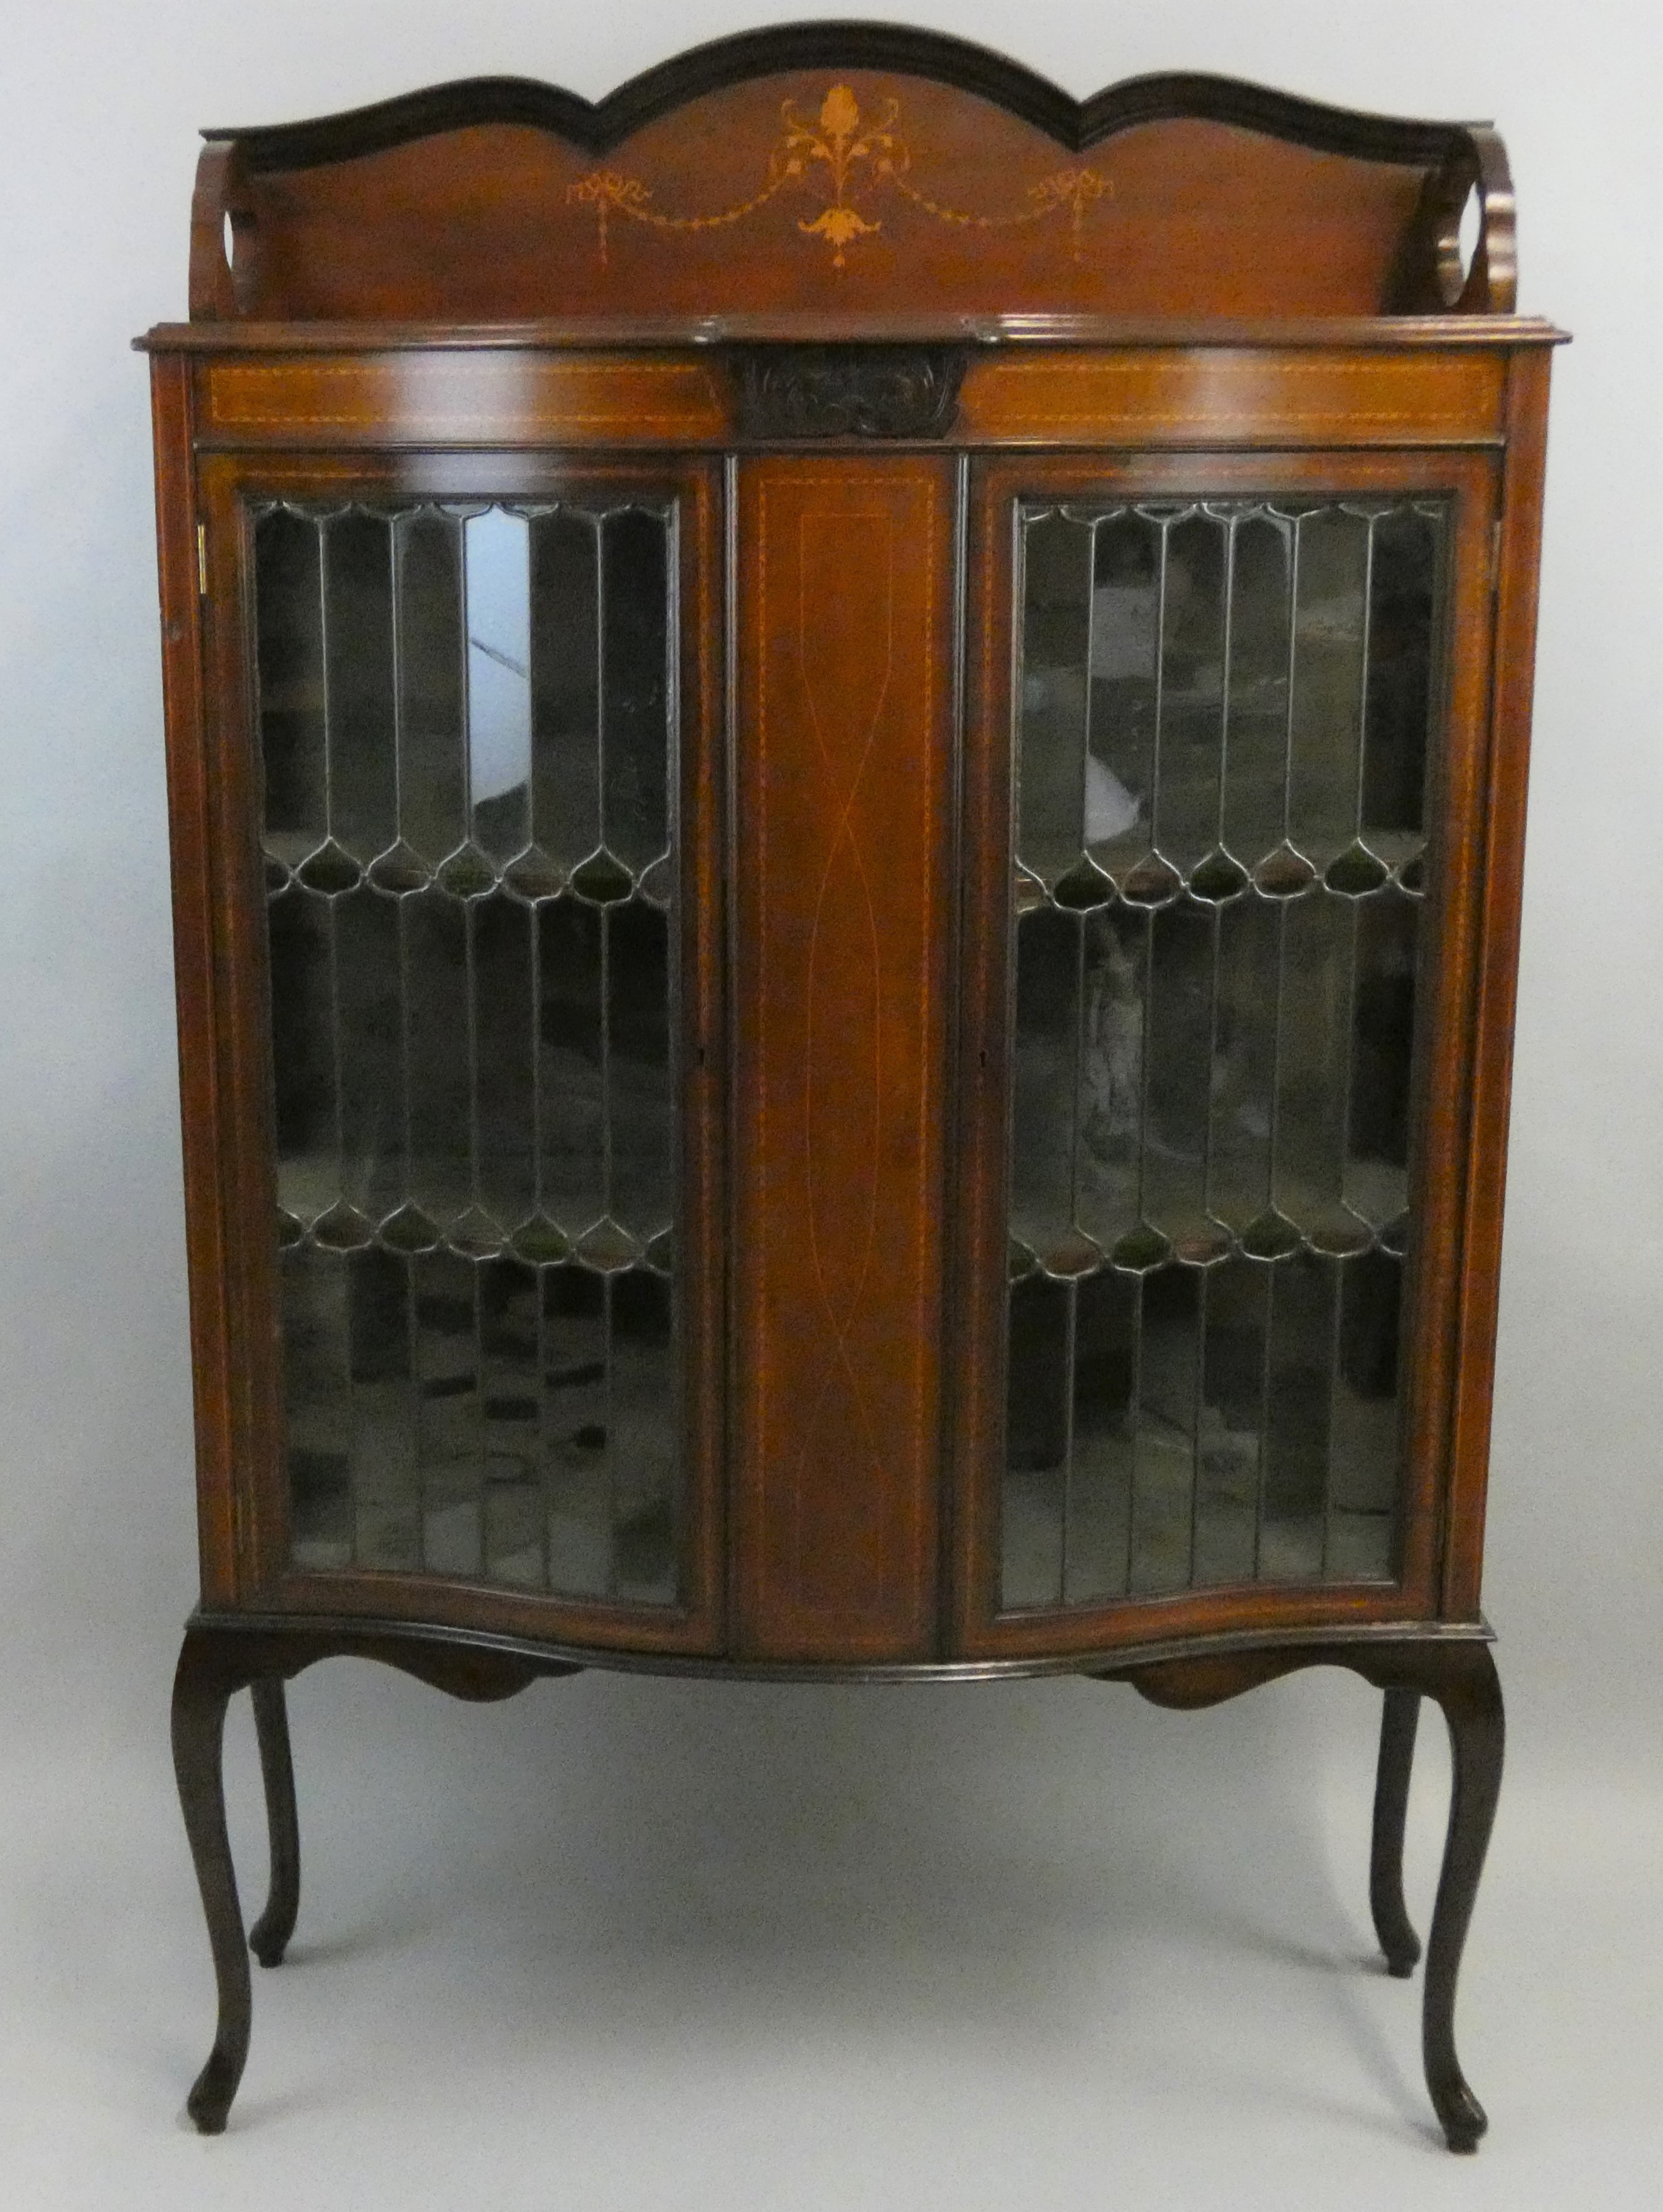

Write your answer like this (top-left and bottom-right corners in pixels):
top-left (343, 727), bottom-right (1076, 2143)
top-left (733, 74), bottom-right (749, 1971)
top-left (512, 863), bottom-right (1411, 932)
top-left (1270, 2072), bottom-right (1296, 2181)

top-left (170, 1631), bottom-right (252, 2134)
top-left (1370, 1687), bottom-right (1422, 1977)
top-left (1419, 1643), bottom-right (1504, 2154)
top-left (248, 1680), bottom-right (300, 1969)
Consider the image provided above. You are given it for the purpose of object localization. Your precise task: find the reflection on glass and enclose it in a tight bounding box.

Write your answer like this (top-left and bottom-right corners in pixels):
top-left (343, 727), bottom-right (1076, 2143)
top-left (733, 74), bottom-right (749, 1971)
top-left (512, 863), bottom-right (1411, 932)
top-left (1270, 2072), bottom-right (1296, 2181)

top-left (1002, 497), bottom-right (1444, 1609)
top-left (465, 509), bottom-right (533, 859)
top-left (256, 498), bottom-right (683, 1602)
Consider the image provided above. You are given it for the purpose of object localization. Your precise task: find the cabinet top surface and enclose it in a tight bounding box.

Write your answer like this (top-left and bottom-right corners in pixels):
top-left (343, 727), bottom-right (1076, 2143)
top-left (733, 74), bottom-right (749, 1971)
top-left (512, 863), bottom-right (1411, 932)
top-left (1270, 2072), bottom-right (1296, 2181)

top-left (158, 23), bottom-right (1551, 335)
top-left (138, 315), bottom-right (1567, 355)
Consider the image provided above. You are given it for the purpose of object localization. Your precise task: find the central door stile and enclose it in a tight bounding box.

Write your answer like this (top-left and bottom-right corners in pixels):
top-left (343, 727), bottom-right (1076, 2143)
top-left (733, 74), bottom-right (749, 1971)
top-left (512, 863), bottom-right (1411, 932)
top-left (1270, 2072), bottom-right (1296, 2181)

top-left (731, 453), bottom-right (958, 1662)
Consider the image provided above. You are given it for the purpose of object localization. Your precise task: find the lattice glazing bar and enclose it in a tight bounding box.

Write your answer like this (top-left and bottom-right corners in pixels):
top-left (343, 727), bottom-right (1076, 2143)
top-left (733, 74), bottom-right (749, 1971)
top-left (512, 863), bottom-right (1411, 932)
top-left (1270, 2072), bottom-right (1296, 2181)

top-left (254, 499), bottom-right (681, 1603)
top-left (1002, 497), bottom-right (1443, 1612)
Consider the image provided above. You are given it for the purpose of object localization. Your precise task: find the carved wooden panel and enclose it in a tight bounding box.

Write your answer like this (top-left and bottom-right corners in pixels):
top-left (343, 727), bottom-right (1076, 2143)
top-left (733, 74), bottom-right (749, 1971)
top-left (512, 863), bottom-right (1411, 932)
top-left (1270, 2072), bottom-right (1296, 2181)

top-left (733, 455), bottom-right (955, 1660)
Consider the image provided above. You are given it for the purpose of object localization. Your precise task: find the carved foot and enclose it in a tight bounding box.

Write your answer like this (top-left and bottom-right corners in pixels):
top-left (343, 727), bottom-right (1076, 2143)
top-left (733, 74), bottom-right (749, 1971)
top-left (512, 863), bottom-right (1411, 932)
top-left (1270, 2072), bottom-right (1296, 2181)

top-left (171, 1631), bottom-right (251, 2134)
top-left (1370, 1687), bottom-right (1422, 1977)
top-left (248, 1679), bottom-right (300, 1968)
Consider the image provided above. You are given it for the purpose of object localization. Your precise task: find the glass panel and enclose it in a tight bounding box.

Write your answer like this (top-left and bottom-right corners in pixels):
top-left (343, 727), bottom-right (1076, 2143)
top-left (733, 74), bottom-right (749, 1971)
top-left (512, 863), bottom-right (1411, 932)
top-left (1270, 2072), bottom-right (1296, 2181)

top-left (1066, 1268), bottom-right (1137, 1604)
top-left (1347, 886), bottom-right (1419, 1230)
top-left (1362, 509), bottom-right (1437, 854)
top-left (543, 1263), bottom-right (610, 1599)
top-left (465, 509), bottom-right (533, 861)
top-left (538, 895), bottom-right (605, 1232)
top-left (414, 1246), bottom-right (482, 1577)
top-left (404, 887), bottom-right (472, 1230)
top-left (283, 1244), bottom-right (352, 1569)
top-left (1089, 510), bottom-right (1160, 877)
top-left (254, 510), bottom-right (327, 872)
top-left (480, 1256), bottom-right (543, 1588)
top-left (349, 1246), bottom-right (419, 1572)
top-left (1130, 1263), bottom-right (1201, 1595)
top-left (1222, 513), bottom-right (1292, 865)
top-left (610, 1268), bottom-right (676, 1604)
top-left (472, 892), bottom-right (536, 1233)
top-left (252, 499), bottom-right (682, 1604)
top-left (1327, 1248), bottom-right (1402, 1579)
top-left (1206, 895), bottom-right (1279, 1233)
top-left (335, 885), bottom-right (403, 1222)
top-left (607, 896), bottom-right (673, 1242)
top-left (530, 509), bottom-right (601, 870)
top-left (1002, 495), bottom-right (1443, 1609)
top-left (1076, 907), bottom-right (1144, 1254)
top-left (1002, 1270), bottom-right (1070, 1607)
top-left (1017, 510), bottom-right (1093, 887)
top-left (1194, 1258), bottom-right (1267, 1585)
top-left (602, 509), bottom-right (672, 875)
top-left (394, 510), bottom-right (466, 868)
top-left (1289, 508), bottom-right (1370, 868)
top-left (1154, 510), bottom-right (1227, 873)
top-left (1260, 1251), bottom-right (1335, 1583)
top-left (267, 886), bottom-right (335, 1227)
top-left (1142, 901), bottom-right (1216, 1252)
top-left (323, 514), bottom-right (398, 863)
top-left (1010, 905), bottom-right (1080, 1265)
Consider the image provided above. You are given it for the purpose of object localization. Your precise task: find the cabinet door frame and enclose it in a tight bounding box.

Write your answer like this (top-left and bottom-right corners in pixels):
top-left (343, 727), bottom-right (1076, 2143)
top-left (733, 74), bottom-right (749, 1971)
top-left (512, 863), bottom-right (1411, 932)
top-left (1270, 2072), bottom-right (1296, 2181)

top-left (951, 446), bottom-right (1502, 1660)
top-left (185, 448), bottom-right (728, 1654)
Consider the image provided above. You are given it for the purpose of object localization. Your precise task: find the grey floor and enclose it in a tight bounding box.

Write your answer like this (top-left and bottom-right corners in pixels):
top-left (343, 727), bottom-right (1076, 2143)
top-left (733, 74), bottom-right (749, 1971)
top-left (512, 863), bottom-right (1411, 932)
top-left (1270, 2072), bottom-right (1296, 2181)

top-left (4, 1655), bottom-right (1658, 2212)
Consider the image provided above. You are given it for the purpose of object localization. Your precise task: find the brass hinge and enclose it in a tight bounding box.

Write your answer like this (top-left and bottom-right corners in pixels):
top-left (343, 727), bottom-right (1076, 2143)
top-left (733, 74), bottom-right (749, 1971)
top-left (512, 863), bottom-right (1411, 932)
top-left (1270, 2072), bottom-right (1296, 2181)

top-left (197, 522), bottom-right (208, 597)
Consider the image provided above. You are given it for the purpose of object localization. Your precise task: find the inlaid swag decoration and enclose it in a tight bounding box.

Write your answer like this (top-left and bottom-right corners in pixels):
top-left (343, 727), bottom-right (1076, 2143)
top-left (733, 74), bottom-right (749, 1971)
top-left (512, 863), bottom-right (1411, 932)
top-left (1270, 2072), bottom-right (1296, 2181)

top-left (568, 82), bottom-right (1111, 269)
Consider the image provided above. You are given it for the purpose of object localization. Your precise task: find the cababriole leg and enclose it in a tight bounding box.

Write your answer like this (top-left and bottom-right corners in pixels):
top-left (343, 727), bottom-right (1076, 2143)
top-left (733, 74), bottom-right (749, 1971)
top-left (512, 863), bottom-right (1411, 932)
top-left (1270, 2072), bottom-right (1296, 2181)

top-left (248, 1678), bottom-right (300, 1969)
top-left (1419, 1643), bottom-right (1504, 2154)
top-left (1370, 1687), bottom-right (1422, 1977)
top-left (171, 1631), bottom-right (252, 2134)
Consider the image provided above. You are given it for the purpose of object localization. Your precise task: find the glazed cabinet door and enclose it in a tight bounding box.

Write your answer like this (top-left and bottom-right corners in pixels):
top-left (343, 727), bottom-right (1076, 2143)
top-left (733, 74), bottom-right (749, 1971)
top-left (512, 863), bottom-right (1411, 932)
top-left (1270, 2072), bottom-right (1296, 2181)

top-left (953, 452), bottom-right (1501, 1659)
top-left (190, 454), bottom-right (725, 1653)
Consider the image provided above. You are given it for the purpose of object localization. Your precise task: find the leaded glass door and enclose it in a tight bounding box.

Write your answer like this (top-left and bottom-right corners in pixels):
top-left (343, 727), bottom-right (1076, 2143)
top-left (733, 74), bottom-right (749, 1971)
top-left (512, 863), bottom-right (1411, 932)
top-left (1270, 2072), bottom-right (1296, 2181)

top-left (954, 453), bottom-right (1499, 1653)
top-left (206, 456), bottom-right (725, 1651)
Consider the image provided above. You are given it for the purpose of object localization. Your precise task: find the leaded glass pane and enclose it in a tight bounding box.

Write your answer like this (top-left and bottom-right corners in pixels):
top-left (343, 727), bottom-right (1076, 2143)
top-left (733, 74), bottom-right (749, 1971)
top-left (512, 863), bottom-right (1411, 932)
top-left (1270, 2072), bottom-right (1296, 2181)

top-left (252, 499), bottom-right (682, 1603)
top-left (1002, 497), bottom-right (1443, 1608)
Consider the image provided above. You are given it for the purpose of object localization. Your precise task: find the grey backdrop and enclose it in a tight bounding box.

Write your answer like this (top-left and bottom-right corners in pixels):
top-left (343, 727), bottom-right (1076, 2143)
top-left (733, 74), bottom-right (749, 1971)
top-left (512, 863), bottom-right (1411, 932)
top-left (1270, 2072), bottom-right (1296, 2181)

top-left (2, 2), bottom-right (1659, 2204)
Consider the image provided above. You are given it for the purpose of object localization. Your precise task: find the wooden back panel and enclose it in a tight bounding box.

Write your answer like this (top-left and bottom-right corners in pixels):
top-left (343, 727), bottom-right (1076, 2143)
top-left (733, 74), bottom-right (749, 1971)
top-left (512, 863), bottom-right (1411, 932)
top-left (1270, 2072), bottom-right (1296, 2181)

top-left (187, 28), bottom-right (1516, 325)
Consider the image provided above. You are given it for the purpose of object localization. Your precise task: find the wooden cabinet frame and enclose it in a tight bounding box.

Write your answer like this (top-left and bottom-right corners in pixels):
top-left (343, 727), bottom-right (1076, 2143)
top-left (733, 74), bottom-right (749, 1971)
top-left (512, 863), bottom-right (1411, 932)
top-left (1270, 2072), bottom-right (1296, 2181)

top-left (143, 27), bottom-right (1561, 2150)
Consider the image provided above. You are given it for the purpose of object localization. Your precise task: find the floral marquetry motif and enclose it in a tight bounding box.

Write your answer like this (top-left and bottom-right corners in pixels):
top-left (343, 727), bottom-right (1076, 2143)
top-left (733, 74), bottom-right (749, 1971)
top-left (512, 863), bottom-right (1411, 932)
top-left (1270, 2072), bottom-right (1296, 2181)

top-left (568, 82), bottom-right (1111, 271)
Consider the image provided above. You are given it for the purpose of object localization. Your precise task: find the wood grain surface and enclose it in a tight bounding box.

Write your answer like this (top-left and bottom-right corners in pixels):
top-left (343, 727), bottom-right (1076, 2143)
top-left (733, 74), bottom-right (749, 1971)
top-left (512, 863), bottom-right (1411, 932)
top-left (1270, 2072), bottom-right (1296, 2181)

top-left (732, 455), bottom-right (956, 1659)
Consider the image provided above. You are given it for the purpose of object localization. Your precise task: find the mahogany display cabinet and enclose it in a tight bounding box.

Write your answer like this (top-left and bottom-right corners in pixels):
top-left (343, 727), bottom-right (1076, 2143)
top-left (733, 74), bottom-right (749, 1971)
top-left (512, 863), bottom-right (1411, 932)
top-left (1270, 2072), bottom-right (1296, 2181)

top-left (141, 24), bottom-right (1561, 2148)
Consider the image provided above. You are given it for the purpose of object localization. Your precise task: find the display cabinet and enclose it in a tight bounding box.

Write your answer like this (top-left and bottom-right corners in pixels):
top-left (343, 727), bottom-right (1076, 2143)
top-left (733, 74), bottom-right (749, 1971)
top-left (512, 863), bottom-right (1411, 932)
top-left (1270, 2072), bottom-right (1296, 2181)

top-left (141, 24), bottom-right (1560, 2148)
